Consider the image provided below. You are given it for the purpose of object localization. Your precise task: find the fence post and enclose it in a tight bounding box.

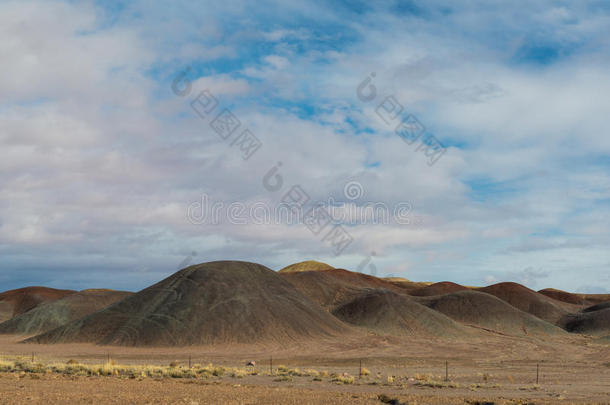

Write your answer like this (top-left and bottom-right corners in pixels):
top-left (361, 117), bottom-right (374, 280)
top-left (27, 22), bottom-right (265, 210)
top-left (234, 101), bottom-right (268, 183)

top-left (270, 356), bottom-right (272, 375)
top-left (536, 363), bottom-right (539, 384)
top-left (359, 359), bottom-right (362, 378)
top-left (189, 355), bottom-right (192, 368)
top-left (445, 360), bottom-right (448, 381)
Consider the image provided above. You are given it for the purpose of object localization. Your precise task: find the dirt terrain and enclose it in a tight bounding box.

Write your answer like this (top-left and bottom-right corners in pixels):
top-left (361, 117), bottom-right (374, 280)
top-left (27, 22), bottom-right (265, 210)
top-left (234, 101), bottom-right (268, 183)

top-left (0, 332), bottom-right (608, 404)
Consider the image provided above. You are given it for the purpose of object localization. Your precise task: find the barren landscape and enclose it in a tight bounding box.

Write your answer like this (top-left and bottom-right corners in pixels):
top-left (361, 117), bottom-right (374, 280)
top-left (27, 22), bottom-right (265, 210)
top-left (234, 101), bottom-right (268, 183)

top-left (1, 261), bottom-right (608, 404)
top-left (3, 2), bottom-right (610, 403)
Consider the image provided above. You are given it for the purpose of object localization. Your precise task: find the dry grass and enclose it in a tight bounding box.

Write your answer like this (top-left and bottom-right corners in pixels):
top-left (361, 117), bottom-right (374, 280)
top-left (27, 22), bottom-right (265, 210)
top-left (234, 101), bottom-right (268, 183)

top-left (0, 357), bottom-right (257, 380)
top-left (331, 374), bottom-right (355, 384)
top-left (519, 384), bottom-right (541, 391)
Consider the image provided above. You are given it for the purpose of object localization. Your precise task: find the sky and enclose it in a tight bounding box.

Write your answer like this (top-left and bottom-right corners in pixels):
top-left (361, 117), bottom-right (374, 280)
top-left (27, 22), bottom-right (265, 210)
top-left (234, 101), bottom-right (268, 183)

top-left (1, 0), bottom-right (609, 293)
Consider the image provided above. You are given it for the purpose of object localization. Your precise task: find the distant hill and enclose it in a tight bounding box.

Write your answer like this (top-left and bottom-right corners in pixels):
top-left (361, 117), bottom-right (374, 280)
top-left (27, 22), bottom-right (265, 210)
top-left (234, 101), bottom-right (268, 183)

top-left (280, 268), bottom-right (405, 310)
top-left (408, 281), bottom-right (469, 297)
top-left (26, 261), bottom-right (350, 346)
top-left (383, 278), bottom-right (433, 293)
top-left (417, 290), bottom-right (565, 336)
top-left (332, 289), bottom-right (467, 338)
top-left (278, 260), bottom-right (334, 273)
top-left (477, 282), bottom-right (570, 325)
top-left (0, 289), bottom-right (132, 335)
top-left (560, 304), bottom-right (610, 336)
top-left (0, 287), bottom-right (76, 323)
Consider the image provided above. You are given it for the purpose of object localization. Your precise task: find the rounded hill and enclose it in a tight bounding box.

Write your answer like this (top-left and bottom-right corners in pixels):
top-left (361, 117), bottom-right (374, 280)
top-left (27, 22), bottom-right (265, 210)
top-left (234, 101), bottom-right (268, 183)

top-left (278, 260), bottom-right (334, 273)
top-left (0, 289), bottom-right (132, 335)
top-left (280, 268), bottom-right (404, 310)
top-left (408, 281), bottom-right (468, 297)
top-left (0, 287), bottom-right (76, 323)
top-left (417, 290), bottom-right (565, 336)
top-left (26, 261), bottom-right (349, 346)
top-left (331, 289), bottom-right (466, 338)
top-left (477, 282), bottom-right (569, 325)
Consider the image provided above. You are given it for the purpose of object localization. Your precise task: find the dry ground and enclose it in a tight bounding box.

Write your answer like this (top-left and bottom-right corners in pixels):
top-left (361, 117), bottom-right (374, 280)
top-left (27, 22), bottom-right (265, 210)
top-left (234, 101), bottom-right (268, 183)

top-left (0, 334), bottom-right (608, 404)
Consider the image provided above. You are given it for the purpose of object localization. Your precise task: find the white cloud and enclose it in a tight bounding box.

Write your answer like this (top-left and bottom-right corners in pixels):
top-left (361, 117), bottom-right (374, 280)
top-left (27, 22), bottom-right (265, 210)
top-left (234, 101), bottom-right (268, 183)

top-left (0, 0), bottom-right (608, 292)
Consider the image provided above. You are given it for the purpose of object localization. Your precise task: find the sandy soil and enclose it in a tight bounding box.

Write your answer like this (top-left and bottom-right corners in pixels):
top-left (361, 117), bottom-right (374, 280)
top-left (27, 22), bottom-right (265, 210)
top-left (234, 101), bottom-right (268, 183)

top-left (0, 333), bottom-right (608, 404)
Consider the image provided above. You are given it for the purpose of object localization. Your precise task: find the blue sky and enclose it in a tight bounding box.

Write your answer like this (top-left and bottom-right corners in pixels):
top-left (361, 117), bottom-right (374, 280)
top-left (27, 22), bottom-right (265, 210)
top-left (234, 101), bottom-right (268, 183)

top-left (1, 0), bottom-right (609, 293)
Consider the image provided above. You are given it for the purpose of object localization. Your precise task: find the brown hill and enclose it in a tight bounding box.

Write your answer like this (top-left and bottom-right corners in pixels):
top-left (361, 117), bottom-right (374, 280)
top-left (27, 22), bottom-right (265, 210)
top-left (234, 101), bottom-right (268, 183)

top-left (278, 260), bottom-right (334, 273)
top-left (280, 268), bottom-right (405, 310)
top-left (408, 281), bottom-right (468, 297)
top-left (0, 287), bottom-right (76, 323)
top-left (416, 290), bottom-right (565, 336)
top-left (26, 261), bottom-right (350, 346)
top-left (331, 289), bottom-right (466, 337)
top-left (560, 308), bottom-right (610, 336)
top-left (383, 278), bottom-right (433, 293)
top-left (477, 282), bottom-right (569, 325)
top-left (579, 293), bottom-right (610, 305)
top-left (582, 301), bottom-right (610, 313)
top-left (538, 288), bottom-right (588, 305)
top-left (0, 289), bottom-right (132, 335)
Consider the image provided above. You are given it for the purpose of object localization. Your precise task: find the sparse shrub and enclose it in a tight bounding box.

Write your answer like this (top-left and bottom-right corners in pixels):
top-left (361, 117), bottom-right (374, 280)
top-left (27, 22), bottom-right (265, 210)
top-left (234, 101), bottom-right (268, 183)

top-left (332, 374), bottom-right (355, 384)
top-left (212, 366), bottom-right (225, 377)
top-left (387, 375), bottom-right (394, 384)
top-left (519, 384), bottom-right (540, 391)
top-left (303, 368), bottom-right (319, 377)
top-left (320, 370), bottom-right (328, 378)
top-left (378, 394), bottom-right (406, 405)
top-left (169, 361), bottom-right (179, 368)
top-left (287, 367), bottom-right (302, 376)
top-left (0, 359), bottom-right (14, 372)
top-left (360, 367), bottom-right (370, 376)
top-left (415, 379), bottom-right (460, 388)
top-left (273, 375), bottom-right (292, 382)
top-left (66, 359), bottom-right (78, 365)
top-left (230, 368), bottom-right (246, 378)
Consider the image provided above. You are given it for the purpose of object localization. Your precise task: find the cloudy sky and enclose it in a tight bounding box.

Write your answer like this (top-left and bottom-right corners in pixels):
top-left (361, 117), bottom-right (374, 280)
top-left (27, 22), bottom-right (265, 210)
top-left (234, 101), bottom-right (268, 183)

top-left (1, 0), bottom-right (609, 293)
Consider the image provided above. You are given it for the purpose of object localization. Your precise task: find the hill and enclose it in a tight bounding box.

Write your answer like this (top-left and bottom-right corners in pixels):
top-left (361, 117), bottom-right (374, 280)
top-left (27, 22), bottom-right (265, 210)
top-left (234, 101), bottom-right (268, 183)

top-left (560, 308), bottom-right (610, 336)
top-left (280, 268), bottom-right (405, 310)
top-left (26, 261), bottom-right (349, 346)
top-left (0, 289), bottom-right (132, 335)
top-left (278, 260), bottom-right (334, 273)
top-left (477, 282), bottom-right (569, 325)
top-left (582, 301), bottom-right (610, 313)
top-left (538, 288), bottom-right (588, 306)
top-left (383, 278), bottom-right (433, 293)
top-left (331, 289), bottom-right (466, 337)
top-left (408, 281), bottom-right (468, 297)
top-left (416, 290), bottom-right (565, 336)
top-left (0, 287), bottom-right (76, 323)
top-left (579, 293), bottom-right (610, 305)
